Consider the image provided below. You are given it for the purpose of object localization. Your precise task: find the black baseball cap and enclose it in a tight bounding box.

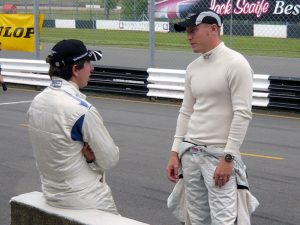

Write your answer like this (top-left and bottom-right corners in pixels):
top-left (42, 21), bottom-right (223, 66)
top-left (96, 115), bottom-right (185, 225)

top-left (174, 8), bottom-right (222, 32)
top-left (47, 39), bottom-right (102, 68)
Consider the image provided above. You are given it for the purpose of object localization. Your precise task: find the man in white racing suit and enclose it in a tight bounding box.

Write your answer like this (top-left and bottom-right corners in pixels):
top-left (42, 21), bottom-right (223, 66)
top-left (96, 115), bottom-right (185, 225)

top-left (27, 39), bottom-right (119, 214)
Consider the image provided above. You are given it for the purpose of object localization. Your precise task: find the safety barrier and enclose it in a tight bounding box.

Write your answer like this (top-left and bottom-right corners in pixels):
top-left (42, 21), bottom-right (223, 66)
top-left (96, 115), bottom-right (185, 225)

top-left (146, 68), bottom-right (270, 105)
top-left (0, 59), bottom-right (149, 96)
top-left (147, 68), bottom-right (300, 111)
top-left (86, 66), bottom-right (149, 96)
top-left (0, 58), bottom-right (50, 87)
top-left (10, 192), bottom-right (150, 225)
top-left (0, 58), bottom-right (299, 111)
top-left (267, 76), bottom-right (300, 110)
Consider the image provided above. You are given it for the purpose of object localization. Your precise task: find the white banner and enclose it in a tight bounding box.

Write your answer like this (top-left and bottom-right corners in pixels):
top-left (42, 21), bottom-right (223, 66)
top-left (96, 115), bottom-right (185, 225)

top-left (96, 20), bottom-right (169, 32)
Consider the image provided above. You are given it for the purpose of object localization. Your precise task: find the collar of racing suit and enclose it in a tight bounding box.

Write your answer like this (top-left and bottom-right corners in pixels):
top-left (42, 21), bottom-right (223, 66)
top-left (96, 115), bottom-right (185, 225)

top-left (50, 76), bottom-right (87, 100)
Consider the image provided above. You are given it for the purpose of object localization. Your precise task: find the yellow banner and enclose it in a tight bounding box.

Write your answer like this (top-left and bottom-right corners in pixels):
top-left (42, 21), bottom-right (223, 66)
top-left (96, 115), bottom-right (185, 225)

top-left (0, 14), bottom-right (44, 52)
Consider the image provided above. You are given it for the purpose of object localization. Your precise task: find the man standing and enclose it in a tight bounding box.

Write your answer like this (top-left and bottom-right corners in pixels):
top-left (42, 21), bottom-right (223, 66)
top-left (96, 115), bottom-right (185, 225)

top-left (27, 39), bottom-right (119, 214)
top-left (166, 9), bottom-right (255, 224)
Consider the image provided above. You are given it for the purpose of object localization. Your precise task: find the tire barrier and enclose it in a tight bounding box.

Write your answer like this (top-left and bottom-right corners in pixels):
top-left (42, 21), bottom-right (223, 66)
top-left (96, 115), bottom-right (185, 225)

top-left (84, 66), bottom-right (149, 96)
top-left (267, 76), bottom-right (300, 110)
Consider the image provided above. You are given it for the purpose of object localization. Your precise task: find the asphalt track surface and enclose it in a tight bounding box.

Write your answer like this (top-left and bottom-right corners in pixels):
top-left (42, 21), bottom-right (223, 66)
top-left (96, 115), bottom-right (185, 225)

top-left (1, 88), bottom-right (300, 225)
top-left (2, 44), bottom-right (300, 78)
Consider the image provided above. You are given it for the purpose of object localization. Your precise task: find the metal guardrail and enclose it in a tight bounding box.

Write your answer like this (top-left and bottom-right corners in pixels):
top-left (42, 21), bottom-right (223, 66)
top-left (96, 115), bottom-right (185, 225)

top-left (0, 58), bottom-right (299, 111)
top-left (0, 58), bottom-right (50, 87)
top-left (0, 58), bottom-right (149, 96)
top-left (147, 68), bottom-right (300, 111)
top-left (146, 68), bottom-right (270, 104)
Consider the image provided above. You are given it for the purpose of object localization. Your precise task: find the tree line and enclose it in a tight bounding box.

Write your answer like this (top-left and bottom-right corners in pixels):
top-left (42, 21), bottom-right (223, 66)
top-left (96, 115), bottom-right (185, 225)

top-left (101, 0), bottom-right (148, 20)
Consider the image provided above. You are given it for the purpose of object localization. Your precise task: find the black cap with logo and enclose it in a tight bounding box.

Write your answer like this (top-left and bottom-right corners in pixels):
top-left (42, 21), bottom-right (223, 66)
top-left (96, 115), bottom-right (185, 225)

top-left (47, 39), bottom-right (102, 68)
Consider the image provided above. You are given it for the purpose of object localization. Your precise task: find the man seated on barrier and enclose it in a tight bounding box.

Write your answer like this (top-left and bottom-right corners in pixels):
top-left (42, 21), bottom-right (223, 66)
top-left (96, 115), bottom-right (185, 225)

top-left (27, 39), bottom-right (119, 214)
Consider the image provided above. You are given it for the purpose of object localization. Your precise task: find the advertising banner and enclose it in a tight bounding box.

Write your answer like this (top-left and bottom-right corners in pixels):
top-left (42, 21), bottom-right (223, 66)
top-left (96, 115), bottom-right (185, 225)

top-left (0, 14), bottom-right (44, 52)
top-left (155, 0), bottom-right (300, 22)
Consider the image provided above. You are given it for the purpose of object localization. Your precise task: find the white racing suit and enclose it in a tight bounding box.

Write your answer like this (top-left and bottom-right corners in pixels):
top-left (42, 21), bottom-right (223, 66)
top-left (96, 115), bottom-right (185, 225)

top-left (168, 141), bottom-right (259, 225)
top-left (27, 77), bottom-right (119, 214)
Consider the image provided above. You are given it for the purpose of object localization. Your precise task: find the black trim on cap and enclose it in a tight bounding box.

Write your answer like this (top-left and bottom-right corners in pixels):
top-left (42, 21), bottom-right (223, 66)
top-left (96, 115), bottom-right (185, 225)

top-left (173, 14), bottom-right (198, 32)
top-left (173, 9), bottom-right (222, 32)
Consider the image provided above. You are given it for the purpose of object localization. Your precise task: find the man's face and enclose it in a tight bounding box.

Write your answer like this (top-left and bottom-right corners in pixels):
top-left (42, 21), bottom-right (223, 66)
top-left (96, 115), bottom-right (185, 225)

top-left (186, 23), bottom-right (214, 53)
top-left (75, 60), bottom-right (94, 88)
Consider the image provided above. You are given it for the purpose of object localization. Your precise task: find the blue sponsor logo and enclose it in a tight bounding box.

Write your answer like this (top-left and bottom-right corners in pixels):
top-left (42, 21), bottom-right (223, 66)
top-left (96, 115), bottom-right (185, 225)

top-left (51, 80), bottom-right (62, 88)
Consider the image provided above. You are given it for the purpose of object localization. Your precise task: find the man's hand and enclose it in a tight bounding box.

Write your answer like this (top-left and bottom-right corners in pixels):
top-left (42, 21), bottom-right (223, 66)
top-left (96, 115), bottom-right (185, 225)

top-left (1, 83), bottom-right (7, 91)
top-left (82, 143), bottom-right (95, 163)
top-left (213, 158), bottom-right (233, 187)
top-left (166, 151), bottom-right (180, 183)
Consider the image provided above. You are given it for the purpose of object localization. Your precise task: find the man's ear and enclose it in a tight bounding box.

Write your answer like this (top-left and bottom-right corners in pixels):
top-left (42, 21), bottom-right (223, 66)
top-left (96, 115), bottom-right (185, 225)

top-left (211, 24), bottom-right (218, 32)
top-left (73, 64), bottom-right (78, 71)
top-left (72, 64), bottom-right (79, 77)
top-left (70, 65), bottom-right (79, 83)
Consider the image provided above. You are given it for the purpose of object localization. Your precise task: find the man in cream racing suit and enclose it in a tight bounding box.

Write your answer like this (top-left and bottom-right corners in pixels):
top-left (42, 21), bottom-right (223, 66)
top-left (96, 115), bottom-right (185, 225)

top-left (166, 9), bottom-right (258, 225)
top-left (27, 39), bottom-right (119, 214)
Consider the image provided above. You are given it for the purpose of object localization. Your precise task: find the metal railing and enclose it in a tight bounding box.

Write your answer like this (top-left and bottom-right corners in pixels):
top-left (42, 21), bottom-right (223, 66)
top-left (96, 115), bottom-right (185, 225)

top-left (147, 68), bottom-right (300, 110)
top-left (1, 58), bottom-right (299, 111)
top-left (0, 58), bottom-right (149, 95)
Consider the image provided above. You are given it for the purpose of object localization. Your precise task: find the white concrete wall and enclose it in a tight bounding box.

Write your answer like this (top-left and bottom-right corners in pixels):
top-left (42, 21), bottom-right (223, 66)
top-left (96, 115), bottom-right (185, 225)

top-left (254, 24), bottom-right (287, 38)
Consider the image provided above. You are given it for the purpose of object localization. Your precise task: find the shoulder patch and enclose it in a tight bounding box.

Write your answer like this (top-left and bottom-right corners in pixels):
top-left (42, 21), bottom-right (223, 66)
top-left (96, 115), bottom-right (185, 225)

top-left (51, 80), bottom-right (63, 88)
top-left (79, 100), bottom-right (91, 109)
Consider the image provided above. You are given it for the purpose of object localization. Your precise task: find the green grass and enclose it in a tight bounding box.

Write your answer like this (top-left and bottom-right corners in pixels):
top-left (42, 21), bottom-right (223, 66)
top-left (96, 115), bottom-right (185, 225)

top-left (41, 28), bottom-right (300, 58)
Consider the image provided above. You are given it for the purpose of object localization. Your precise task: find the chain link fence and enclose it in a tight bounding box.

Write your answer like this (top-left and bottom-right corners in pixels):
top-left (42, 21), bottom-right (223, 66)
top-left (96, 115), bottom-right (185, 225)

top-left (0, 0), bottom-right (299, 69)
top-left (162, 0), bottom-right (300, 57)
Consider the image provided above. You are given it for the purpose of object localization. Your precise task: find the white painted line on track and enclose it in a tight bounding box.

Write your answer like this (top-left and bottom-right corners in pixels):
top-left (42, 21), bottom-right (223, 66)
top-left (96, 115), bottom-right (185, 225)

top-left (0, 101), bottom-right (32, 106)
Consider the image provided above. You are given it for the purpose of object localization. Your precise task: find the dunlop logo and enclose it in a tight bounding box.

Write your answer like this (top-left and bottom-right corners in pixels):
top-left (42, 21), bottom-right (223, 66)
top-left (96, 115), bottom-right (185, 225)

top-left (0, 26), bottom-right (34, 38)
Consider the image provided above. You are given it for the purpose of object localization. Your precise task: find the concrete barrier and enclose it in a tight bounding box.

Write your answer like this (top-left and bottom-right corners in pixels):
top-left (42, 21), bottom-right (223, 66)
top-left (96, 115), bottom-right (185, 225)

top-left (10, 192), bottom-right (150, 225)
